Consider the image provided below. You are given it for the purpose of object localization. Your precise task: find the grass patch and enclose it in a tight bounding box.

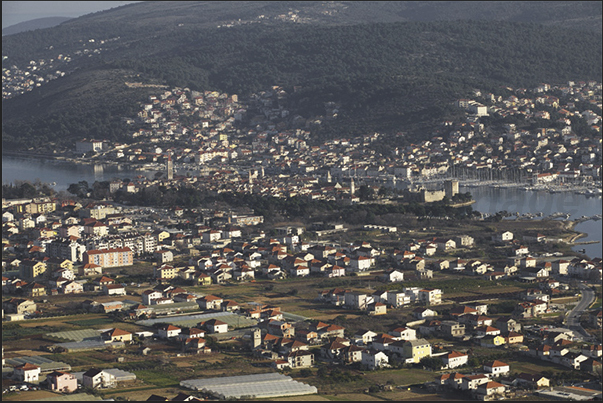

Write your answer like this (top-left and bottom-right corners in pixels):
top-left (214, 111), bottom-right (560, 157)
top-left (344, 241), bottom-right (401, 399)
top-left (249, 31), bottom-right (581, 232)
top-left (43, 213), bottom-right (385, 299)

top-left (1, 323), bottom-right (65, 342)
top-left (509, 356), bottom-right (572, 374)
top-left (65, 317), bottom-right (116, 327)
top-left (102, 386), bottom-right (162, 395)
top-left (135, 369), bottom-right (181, 388)
top-left (41, 352), bottom-right (108, 367)
top-left (363, 368), bottom-right (434, 386)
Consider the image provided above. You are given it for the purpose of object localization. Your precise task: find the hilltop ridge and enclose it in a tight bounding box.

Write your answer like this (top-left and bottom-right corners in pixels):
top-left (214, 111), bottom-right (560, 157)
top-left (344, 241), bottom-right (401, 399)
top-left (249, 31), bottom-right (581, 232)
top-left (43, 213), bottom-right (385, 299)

top-left (2, 2), bottom-right (602, 150)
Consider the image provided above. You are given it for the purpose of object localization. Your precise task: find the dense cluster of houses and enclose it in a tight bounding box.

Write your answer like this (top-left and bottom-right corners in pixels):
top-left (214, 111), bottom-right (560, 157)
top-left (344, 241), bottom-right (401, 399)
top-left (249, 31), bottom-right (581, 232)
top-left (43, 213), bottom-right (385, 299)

top-left (2, 193), bottom-right (601, 325)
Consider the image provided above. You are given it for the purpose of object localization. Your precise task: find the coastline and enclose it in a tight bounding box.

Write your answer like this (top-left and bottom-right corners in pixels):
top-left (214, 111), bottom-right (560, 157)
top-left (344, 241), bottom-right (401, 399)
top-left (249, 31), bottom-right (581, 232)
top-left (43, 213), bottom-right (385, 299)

top-left (3, 150), bottom-right (127, 167)
top-left (4, 150), bottom-right (603, 195)
top-left (565, 221), bottom-right (599, 247)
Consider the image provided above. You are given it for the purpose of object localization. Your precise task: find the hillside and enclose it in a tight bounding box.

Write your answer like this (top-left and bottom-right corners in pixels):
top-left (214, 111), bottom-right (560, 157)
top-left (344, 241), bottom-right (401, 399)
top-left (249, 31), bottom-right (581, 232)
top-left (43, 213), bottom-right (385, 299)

top-left (2, 17), bottom-right (72, 36)
top-left (2, 1), bottom-right (602, 150)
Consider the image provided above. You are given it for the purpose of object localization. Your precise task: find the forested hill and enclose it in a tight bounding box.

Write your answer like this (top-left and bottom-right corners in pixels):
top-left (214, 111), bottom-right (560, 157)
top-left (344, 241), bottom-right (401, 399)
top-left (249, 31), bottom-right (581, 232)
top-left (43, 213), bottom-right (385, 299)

top-left (2, 17), bottom-right (72, 36)
top-left (2, 2), bottom-right (602, 150)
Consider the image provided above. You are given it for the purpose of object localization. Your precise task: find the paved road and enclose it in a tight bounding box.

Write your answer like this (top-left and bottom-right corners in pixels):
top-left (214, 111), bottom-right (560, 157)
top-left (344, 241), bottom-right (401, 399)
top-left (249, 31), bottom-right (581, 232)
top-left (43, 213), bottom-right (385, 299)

top-left (565, 283), bottom-right (595, 341)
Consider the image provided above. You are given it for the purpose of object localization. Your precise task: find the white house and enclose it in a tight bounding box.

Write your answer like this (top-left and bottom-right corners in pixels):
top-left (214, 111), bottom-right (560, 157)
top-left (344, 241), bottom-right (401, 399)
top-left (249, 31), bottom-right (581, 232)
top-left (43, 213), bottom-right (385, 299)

top-left (483, 360), bottom-right (510, 377)
top-left (389, 327), bottom-right (417, 341)
top-left (353, 329), bottom-right (378, 345)
top-left (344, 292), bottom-right (372, 310)
top-left (82, 369), bottom-right (116, 389)
top-left (495, 231), bottom-right (514, 242)
top-left (413, 307), bottom-right (437, 319)
top-left (382, 270), bottom-right (404, 282)
top-left (202, 230), bottom-right (221, 243)
top-left (13, 363), bottom-right (41, 382)
top-left (154, 249), bottom-right (173, 263)
top-left (350, 256), bottom-right (372, 272)
top-left (419, 288), bottom-right (442, 305)
top-left (361, 349), bottom-right (389, 370)
top-left (158, 324), bottom-right (182, 339)
top-left (442, 351), bottom-right (469, 369)
top-left (197, 295), bottom-right (223, 310)
top-left (290, 265), bottom-right (310, 277)
top-left (387, 291), bottom-right (410, 308)
top-left (203, 318), bottom-right (228, 334)
top-left (142, 289), bottom-right (163, 305)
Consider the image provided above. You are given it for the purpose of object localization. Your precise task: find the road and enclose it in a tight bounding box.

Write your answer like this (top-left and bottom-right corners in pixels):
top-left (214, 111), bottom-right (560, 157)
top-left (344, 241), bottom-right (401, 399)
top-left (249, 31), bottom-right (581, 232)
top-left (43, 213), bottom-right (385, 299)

top-left (565, 283), bottom-right (595, 341)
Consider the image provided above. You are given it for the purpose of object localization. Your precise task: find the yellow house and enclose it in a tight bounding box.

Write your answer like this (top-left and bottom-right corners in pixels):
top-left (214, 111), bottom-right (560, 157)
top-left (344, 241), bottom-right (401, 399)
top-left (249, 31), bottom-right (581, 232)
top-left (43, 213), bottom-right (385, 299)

top-left (25, 200), bottom-right (56, 214)
top-left (20, 260), bottom-right (47, 280)
top-left (403, 339), bottom-right (432, 363)
top-left (25, 282), bottom-right (47, 297)
top-left (37, 228), bottom-right (56, 238)
top-left (197, 273), bottom-right (212, 286)
top-left (368, 302), bottom-right (387, 316)
top-left (505, 331), bottom-right (524, 344)
top-left (154, 264), bottom-right (178, 280)
top-left (155, 230), bottom-right (171, 243)
top-left (481, 335), bottom-right (506, 347)
top-left (47, 258), bottom-right (74, 272)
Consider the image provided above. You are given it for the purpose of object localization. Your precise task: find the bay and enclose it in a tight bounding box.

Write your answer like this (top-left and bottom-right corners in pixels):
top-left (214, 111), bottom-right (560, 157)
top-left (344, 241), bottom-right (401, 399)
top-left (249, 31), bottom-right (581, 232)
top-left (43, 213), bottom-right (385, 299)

top-left (2, 155), bottom-right (154, 192)
top-left (2, 156), bottom-right (600, 258)
top-left (462, 185), bottom-right (602, 259)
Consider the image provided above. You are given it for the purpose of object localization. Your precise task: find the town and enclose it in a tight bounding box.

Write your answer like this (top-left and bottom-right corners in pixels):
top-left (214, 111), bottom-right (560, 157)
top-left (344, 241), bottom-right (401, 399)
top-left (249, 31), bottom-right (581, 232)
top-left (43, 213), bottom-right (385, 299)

top-left (2, 175), bottom-right (602, 401)
top-left (4, 55), bottom-right (602, 199)
top-left (2, 49), bottom-right (603, 403)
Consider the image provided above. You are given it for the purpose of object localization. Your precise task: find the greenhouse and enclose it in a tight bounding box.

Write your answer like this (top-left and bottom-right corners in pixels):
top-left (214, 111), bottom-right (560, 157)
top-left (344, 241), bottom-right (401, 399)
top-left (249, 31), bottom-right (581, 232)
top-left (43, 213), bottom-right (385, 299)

top-left (180, 372), bottom-right (318, 399)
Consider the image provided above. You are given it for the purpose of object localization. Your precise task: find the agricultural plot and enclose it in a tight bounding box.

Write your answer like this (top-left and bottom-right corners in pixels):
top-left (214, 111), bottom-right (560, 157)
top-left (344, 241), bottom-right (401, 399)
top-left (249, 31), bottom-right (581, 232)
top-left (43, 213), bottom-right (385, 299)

top-left (46, 328), bottom-right (101, 342)
top-left (136, 311), bottom-right (258, 329)
top-left (5, 356), bottom-right (71, 372)
top-left (65, 318), bottom-right (115, 327)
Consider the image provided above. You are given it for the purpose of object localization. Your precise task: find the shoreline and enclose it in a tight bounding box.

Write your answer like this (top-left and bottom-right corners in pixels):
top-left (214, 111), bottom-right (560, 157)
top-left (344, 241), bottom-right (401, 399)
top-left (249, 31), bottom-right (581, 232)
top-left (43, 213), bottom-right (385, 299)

top-left (4, 151), bottom-right (602, 195)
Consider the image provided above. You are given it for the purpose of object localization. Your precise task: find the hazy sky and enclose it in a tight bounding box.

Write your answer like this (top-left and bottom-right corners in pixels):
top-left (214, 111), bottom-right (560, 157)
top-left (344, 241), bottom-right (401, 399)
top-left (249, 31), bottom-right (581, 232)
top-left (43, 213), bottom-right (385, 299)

top-left (2, 1), bottom-right (140, 28)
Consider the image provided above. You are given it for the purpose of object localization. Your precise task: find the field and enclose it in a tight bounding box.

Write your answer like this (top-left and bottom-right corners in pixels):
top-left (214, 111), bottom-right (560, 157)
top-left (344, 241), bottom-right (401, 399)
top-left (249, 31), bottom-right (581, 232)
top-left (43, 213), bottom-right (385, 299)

top-left (65, 318), bottom-right (116, 327)
top-left (509, 355), bottom-right (576, 375)
top-left (1, 390), bottom-right (102, 401)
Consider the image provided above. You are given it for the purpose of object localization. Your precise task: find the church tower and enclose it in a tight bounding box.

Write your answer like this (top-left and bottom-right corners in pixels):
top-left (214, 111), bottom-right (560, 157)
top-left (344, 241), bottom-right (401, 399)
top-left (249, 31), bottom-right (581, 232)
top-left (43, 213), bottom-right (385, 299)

top-left (252, 328), bottom-right (262, 349)
top-left (166, 155), bottom-right (174, 180)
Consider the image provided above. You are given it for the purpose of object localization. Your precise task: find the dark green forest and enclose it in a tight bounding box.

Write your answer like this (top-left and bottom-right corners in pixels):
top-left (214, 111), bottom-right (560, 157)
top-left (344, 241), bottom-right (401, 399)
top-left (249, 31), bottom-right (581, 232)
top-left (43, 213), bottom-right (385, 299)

top-left (3, 19), bottom-right (602, 150)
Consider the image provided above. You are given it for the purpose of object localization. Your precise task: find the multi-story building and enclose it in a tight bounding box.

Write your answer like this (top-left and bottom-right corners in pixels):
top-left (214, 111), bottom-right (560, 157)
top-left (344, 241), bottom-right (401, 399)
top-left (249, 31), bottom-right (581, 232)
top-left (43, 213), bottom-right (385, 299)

top-left (83, 247), bottom-right (133, 268)
top-left (154, 264), bottom-right (178, 280)
top-left (419, 288), bottom-right (442, 305)
top-left (47, 238), bottom-right (87, 262)
top-left (344, 292), bottom-right (372, 310)
top-left (441, 321), bottom-right (466, 338)
top-left (46, 371), bottom-right (78, 393)
top-left (19, 259), bottom-right (47, 280)
top-left (402, 339), bottom-right (432, 363)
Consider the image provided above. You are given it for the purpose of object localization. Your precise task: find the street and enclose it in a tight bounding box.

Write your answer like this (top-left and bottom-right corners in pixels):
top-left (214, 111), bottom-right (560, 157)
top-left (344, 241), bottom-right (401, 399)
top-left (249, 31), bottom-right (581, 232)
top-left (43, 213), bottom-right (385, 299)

top-left (565, 283), bottom-right (596, 341)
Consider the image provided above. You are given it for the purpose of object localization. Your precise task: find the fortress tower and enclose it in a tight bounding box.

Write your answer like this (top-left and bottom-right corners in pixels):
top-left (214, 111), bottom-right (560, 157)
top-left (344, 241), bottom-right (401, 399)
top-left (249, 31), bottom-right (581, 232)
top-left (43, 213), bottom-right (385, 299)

top-left (444, 179), bottom-right (459, 199)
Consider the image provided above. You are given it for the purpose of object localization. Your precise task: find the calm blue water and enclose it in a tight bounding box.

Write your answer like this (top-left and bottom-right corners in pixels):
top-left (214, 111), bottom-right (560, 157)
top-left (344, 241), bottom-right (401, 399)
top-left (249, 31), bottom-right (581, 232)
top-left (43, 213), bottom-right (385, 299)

top-left (463, 185), bottom-right (602, 259)
top-left (2, 155), bottom-right (152, 192)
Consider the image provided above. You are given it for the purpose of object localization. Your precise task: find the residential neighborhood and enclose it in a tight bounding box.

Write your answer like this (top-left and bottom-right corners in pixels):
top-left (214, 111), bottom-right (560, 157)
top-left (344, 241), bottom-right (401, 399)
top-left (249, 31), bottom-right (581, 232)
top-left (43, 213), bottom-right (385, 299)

top-left (2, 178), bottom-right (602, 400)
top-left (2, 21), bottom-right (602, 403)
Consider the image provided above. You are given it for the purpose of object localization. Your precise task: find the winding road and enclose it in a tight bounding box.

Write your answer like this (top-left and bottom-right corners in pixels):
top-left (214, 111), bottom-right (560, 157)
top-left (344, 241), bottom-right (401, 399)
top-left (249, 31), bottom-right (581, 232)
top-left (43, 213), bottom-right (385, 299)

top-left (565, 283), bottom-right (596, 342)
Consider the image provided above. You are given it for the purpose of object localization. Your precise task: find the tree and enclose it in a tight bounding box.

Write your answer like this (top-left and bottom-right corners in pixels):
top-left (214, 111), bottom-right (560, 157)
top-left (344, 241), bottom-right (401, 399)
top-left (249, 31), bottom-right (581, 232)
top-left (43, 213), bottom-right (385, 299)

top-left (357, 185), bottom-right (374, 201)
top-left (67, 180), bottom-right (90, 198)
top-left (420, 356), bottom-right (442, 371)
